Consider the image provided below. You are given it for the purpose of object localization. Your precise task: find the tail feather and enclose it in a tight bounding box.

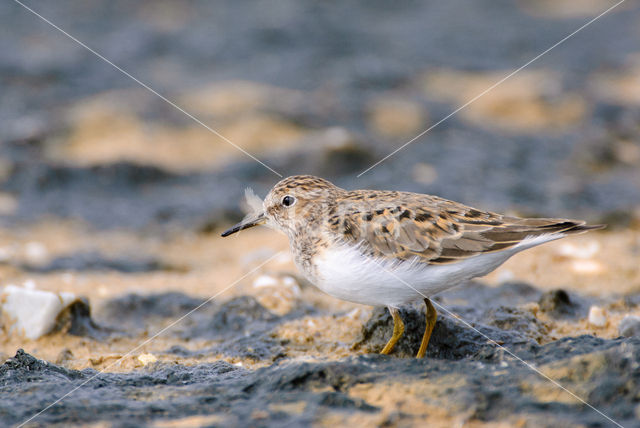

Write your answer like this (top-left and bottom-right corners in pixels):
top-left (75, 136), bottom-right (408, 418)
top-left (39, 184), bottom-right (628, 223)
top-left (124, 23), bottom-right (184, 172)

top-left (478, 219), bottom-right (605, 245)
top-left (563, 223), bottom-right (606, 233)
top-left (429, 218), bottom-right (604, 265)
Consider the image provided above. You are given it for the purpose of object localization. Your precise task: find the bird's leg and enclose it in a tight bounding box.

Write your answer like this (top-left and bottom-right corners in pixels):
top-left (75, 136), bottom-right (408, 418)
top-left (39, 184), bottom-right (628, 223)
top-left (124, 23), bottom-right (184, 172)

top-left (416, 298), bottom-right (437, 358)
top-left (380, 307), bottom-right (404, 355)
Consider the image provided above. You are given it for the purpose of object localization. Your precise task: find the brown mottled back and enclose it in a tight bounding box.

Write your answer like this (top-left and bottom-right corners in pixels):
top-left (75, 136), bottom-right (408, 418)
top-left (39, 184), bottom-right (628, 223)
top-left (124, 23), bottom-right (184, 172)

top-left (325, 189), bottom-right (602, 264)
top-left (255, 175), bottom-right (603, 266)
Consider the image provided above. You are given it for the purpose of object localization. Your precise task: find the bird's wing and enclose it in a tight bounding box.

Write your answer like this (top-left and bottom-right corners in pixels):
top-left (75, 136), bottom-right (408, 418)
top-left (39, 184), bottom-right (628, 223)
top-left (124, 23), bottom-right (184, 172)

top-left (331, 192), bottom-right (599, 264)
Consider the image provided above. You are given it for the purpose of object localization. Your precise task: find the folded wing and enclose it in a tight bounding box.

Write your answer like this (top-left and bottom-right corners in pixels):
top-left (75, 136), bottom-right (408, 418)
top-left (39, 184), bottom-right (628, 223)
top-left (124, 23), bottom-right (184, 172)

top-left (333, 192), bottom-right (603, 264)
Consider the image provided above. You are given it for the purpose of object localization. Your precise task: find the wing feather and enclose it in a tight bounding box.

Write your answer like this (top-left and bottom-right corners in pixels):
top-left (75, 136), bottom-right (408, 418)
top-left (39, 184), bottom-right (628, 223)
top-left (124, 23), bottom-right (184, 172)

top-left (329, 190), bottom-right (603, 265)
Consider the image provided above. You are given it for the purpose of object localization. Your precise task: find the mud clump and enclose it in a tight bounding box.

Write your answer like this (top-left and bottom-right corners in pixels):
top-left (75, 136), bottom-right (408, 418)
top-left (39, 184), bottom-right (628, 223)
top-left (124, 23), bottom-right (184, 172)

top-left (484, 306), bottom-right (549, 343)
top-left (203, 296), bottom-right (280, 340)
top-left (97, 292), bottom-right (208, 332)
top-left (54, 299), bottom-right (113, 340)
top-left (356, 304), bottom-right (535, 359)
top-left (538, 289), bottom-right (589, 319)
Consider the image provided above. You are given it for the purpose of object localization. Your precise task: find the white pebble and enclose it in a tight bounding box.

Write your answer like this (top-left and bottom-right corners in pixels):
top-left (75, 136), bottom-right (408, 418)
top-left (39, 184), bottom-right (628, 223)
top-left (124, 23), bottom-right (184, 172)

top-left (345, 308), bottom-right (362, 320)
top-left (558, 241), bottom-right (600, 259)
top-left (618, 315), bottom-right (640, 337)
top-left (496, 269), bottom-right (515, 283)
top-left (24, 242), bottom-right (48, 264)
top-left (23, 279), bottom-right (37, 290)
top-left (571, 259), bottom-right (604, 275)
top-left (252, 275), bottom-right (278, 288)
top-left (137, 353), bottom-right (157, 366)
top-left (282, 276), bottom-right (297, 287)
top-left (588, 305), bottom-right (607, 327)
top-left (282, 276), bottom-right (301, 296)
top-left (0, 285), bottom-right (77, 339)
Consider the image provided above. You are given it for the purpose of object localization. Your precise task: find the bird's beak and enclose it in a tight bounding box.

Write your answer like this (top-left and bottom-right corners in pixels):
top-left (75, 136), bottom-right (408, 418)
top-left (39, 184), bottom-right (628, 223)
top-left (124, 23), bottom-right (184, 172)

top-left (221, 212), bottom-right (266, 237)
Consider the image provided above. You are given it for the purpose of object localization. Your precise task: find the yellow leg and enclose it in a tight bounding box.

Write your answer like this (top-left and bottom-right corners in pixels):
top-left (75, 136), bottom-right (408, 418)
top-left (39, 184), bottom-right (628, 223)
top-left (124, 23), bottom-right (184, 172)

top-left (380, 307), bottom-right (404, 355)
top-left (416, 298), bottom-right (437, 358)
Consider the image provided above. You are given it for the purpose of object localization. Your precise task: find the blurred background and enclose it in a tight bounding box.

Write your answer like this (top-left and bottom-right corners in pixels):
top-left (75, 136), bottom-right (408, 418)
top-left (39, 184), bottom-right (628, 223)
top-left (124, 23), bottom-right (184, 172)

top-left (1, 0), bottom-right (640, 372)
top-left (2, 0), bottom-right (639, 230)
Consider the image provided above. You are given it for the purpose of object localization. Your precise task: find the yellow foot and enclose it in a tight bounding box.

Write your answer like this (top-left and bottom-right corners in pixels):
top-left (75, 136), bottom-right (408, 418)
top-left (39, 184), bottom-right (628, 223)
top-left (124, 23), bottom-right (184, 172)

top-left (380, 307), bottom-right (404, 355)
top-left (416, 298), bottom-right (437, 358)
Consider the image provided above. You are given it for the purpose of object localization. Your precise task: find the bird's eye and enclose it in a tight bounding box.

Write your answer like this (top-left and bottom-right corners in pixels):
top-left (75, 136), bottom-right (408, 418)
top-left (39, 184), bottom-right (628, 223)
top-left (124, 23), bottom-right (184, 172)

top-left (282, 195), bottom-right (296, 207)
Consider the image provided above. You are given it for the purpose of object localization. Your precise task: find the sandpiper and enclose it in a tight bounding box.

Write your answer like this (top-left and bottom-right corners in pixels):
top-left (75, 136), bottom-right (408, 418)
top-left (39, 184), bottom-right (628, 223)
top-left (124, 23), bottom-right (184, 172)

top-left (222, 175), bottom-right (603, 357)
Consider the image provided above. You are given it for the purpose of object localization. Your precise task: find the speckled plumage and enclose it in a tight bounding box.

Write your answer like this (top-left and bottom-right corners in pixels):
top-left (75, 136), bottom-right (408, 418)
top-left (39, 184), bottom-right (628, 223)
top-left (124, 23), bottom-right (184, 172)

top-left (222, 175), bottom-right (604, 357)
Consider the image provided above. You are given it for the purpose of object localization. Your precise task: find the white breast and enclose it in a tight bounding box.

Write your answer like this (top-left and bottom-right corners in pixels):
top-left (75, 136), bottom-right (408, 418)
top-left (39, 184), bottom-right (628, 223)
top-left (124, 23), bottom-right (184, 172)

top-left (306, 234), bottom-right (563, 307)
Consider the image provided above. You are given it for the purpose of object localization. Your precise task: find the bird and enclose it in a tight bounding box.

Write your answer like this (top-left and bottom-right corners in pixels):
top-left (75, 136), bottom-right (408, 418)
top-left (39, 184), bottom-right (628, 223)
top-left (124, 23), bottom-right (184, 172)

top-left (221, 175), bottom-right (604, 357)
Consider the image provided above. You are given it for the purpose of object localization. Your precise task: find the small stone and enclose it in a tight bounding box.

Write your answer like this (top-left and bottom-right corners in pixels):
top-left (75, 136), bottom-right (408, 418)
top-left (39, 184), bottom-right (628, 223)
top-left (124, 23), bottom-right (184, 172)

top-left (618, 315), bottom-right (640, 337)
top-left (56, 349), bottom-right (74, 365)
top-left (557, 241), bottom-right (600, 259)
top-left (496, 269), bottom-right (515, 283)
top-left (54, 299), bottom-right (111, 339)
top-left (24, 242), bottom-right (48, 265)
top-left (485, 306), bottom-right (549, 343)
top-left (253, 275), bottom-right (278, 288)
top-left (588, 305), bottom-right (607, 327)
top-left (253, 275), bottom-right (301, 315)
top-left (538, 289), bottom-right (578, 318)
top-left (570, 259), bottom-right (604, 275)
top-left (0, 285), bottom-right (77, 339)
top-left (137, 353), bottom-right (157, 366)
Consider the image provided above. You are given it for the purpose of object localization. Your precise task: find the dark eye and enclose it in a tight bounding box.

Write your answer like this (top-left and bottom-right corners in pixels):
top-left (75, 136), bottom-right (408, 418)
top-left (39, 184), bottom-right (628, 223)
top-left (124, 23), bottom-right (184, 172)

top-left (282, 195), bottom-right (295, 207)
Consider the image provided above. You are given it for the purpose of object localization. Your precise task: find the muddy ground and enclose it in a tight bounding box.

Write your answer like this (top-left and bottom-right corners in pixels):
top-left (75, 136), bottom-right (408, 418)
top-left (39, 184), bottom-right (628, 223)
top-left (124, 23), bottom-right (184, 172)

top-left (2, 0), bottom-right (640, 427)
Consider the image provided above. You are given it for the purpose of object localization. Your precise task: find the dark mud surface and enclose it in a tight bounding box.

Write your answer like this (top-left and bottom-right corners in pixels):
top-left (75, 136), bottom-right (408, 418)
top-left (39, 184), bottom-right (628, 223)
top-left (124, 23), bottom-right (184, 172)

top-left (3, 283), bottom-right (639, 427)
top-left (2, 310), bottom-right (640, 427)
top-left (21, 251), bottom-right (175, 273)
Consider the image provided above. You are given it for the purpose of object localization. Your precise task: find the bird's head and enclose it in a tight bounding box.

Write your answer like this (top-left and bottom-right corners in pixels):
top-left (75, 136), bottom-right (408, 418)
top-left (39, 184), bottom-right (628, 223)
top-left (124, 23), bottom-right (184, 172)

top-left (221, 175), bottom-right (341, 238)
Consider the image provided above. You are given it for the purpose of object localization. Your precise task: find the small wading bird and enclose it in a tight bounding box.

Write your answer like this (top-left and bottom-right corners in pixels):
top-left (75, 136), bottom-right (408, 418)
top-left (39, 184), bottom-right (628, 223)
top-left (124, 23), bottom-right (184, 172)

top-left (222, 175), bottom-right (603, 357)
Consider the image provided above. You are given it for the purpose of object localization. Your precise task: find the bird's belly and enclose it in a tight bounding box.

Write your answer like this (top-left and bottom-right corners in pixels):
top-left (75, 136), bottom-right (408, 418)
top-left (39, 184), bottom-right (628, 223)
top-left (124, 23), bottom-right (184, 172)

top-left (306, 244), bottom-right (516, 307)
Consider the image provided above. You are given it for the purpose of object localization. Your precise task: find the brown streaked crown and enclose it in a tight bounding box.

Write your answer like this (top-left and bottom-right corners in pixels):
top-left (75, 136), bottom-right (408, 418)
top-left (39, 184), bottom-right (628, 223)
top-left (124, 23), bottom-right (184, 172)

top-left (262, 175), bottom-right (343, 235)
